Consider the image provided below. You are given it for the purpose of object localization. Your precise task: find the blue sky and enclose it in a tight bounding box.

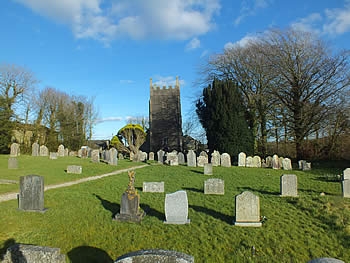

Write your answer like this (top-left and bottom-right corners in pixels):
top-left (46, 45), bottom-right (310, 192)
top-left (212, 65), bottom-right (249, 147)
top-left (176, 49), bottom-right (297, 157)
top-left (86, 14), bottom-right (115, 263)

top-left (1, 0), bottom-right (349, 140)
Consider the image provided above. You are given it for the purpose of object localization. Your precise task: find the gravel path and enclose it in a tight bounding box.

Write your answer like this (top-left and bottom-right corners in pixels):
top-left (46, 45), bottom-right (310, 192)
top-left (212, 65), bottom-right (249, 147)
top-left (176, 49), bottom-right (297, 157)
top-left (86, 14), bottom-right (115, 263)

top-left (0, 164), bottom-right (148, 203)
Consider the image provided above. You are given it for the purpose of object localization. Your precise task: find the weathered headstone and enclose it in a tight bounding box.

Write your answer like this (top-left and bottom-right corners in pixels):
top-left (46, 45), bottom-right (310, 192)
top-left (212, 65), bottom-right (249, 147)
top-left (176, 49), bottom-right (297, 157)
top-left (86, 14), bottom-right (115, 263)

top-left (49, 152), bottom-right (58, 160)
top-left (10, 143), bottom-right (20, 157)
top-left (303, 162), bottom-right (312, 171)
top-left (178, 152), bottom-right (185, 165)
top-left (31, 142), bottom-right (39, 156)
top-left (57, 144), bottom-right (65, 157)
top-left (278, 157), bottom-right (284, 169)
top-left (157, 149), bottom-right (165, 164)
top-left (197, 155), bottom-right (208, 167)
top-left (204, 178), bottom-right (224, 195)
top-left (343, 168), bottom-right (350, 180)
top-left (307, 258), bottom-right (345, 263)
top-left (245, 156), bottom-right (253, 167)
top-left (109, 148), bottom-right (118, 166)
top-left (115, 250), bottom-right (194, 263)
top-left (118, 153), bottom-right (124, 160)
top-left (66, 165), bottom-right (82, 174)
top-left (221, 153), bottom-right (231, 167)
top-left (164, 190), bottom-right (190, 224)
top-left (204, 163), bottom-right (213, 175)
top-left (252, 156), bottom-right (261, 168)
top-left (234, 191), bottom-right (262, 227)
top-left (2, 244), bottom-right (66, 263)
top-left (8, 157), bottom-right (18, 169)
top-left (211, 150), bottom-right (221, 166)
top-left (187, 150), bottom-right (196, 167)
top-left (64, 148), bottom-right (69, 156)
top-left (238, 152), bottom-right (246, 167)
top-left (149, 152), bottom-right (154, 161)
top-left (265, 156), bottom-right (273, 168)
top-left (280, 174), bottom-right (298, 197)
top-left (272, 154), bottom-right (280, 169)
top-left (342, 179), bottom-right (350, 198)
top-left (18, 175), bottom-right (45, 212)
top-left (39, 145), bottom-right (49, 156)
top-left (199, 151), bottom-right (208, 158)
top-left (114, 171), bottom-right (144, 222)
top-left (166, 151), bottom-right (179, 166)
top-left (143, 182), bottom-right (164, 193)
top-left (91, 149), bottom-right (100, 163)
top-left (81, 146), bottom-right (89, 158)
top-left (282, 158), bottom-right (292, 170)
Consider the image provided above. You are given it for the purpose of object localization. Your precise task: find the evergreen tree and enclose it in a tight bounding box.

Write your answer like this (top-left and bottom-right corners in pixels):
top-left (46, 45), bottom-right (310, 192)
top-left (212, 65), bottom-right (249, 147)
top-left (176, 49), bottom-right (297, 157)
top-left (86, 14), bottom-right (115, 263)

top-left (0, 96), bottom-right (14, 153)
top-left (196, 79), bottom-right (254, 159)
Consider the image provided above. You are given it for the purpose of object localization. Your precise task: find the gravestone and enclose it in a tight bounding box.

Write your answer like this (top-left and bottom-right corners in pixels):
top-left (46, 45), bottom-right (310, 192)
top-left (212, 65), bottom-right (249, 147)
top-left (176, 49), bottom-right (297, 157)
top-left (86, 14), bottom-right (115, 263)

top-left (280, 174), bottom-right (298, 197)
top-left (187, 150), bottom-right (196, 167)
top-left (10, 143), bottom-right (20, 157)
top-left (265, 156), bottom-right (273, 168)
top-left (221, 153), bottom-right (231, 167)
top-left (234, 191), bottom-right (262, 227)
top-left (2, 244), bottom-right (66, 263)
top-left (115, 250), bottom-right (194, 263)
top-left (114, 171), bottom-right (144, 222)
top-left (308, 258), bottom-right (345, 263)
top-left (252, 156), bottom-right (261, 168)
top-left (204, 178), bottom-right (224, 195)
top-left (166, 151), bottom-right (178, 166)
top-left (81, 146), bottom-right (89, 158)
top-left (238, 152), bottom-right (246, 167)
top-left (118, 153), bottom-right (124, 160)
top-left (303, 162), bottom-right (312, 171)
top-left (8, 157), bottom-right (18, 169)
top-left (18, 175), bottom-right (45, 212)
top-left (164, 190), bottom-right (190, 224)
top-left (157, 149), bottom-right (165, 164)
top-left (342, 179), bottom-right (350, 198)
top-left (245, 156), bottom-right (253, 167)
top-left (91, 149), bottom-right (100, 163)
top-left (39, 145), bottom-right (49, 156)
top-left (282, 158), bottom-right (292, 170)
top-left (32, 142), bottom-right (39, 156)
top-left (178, 152), bottom-right (185, 165)
top-left (143, 182), bottom-right (164, 193)
top-left (197, 155), bottom-right (208, 167)
top-left (204, 163), bottom-right (213, 175)
top-left (211, 150), bottom-right (221, 166)
top-left (109, 148), bottom-right (118, 166)
top-left (199, 151), bottom-right (208, 158)
top-left (149, 152), bottom-right (154, 161)
top-left (278, 157), bottom-right (284, 168)
top-left (343, 168), bottom-right (350, 180)
top-left (67, 165), bottom-right (82, 174)
top-left (272, 154), bottom-right (280, 169)
top-left (57, 144), bottom-right (65, 157)
top-left (49, 152), bottom-right (58, 159)
top-left (64, 148), bottom-right (69, 156)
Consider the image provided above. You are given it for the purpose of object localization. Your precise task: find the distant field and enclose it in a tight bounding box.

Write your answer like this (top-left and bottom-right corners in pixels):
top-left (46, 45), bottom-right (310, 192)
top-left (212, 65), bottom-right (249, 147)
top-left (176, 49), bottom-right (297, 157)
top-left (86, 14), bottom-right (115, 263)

top-left (0, 154), bottom-right (349, 262)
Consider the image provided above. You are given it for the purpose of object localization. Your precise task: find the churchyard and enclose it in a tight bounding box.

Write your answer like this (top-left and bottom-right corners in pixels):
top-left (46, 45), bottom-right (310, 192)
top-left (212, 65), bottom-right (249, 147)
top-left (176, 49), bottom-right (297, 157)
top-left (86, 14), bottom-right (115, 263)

top-left (0, 153), bottom-right (349, 262)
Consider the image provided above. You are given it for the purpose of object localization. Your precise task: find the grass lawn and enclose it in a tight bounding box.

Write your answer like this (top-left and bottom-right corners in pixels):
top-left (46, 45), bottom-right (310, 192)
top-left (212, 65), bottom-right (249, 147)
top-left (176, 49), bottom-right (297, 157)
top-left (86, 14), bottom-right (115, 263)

top-left (0, 154), bottom-right (349, 262)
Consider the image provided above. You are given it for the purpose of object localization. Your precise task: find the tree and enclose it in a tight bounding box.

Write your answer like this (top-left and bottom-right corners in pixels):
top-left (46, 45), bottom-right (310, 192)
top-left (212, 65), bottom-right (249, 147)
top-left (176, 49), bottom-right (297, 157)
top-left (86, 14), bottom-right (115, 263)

top-left (257, 28), bottom-right (350, 159)
top-left (116, 124), bottom-right (146, 155)
top-left (196, 79), bottom-right (254, 158)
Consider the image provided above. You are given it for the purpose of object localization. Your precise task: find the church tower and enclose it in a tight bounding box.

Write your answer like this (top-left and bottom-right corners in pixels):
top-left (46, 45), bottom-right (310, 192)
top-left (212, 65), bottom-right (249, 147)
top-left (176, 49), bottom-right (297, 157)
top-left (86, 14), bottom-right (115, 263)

top-left (149, 77), bottom-right (183, 152)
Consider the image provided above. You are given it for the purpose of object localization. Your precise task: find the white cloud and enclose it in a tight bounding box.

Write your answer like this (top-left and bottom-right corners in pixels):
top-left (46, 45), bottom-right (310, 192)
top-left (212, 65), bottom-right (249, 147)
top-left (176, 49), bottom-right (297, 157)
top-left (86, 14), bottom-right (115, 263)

top-left (323, 2), bottom-right (350, 35)
top-left (95, 116), bottom-right (123, 124)
top-left (290, 13), bottom-right (322, 34)
top-left (14, 0), bottom-right (220, 44)
top-left (185, 37), bottom-right (201, 51)
top-left (234, 0), bottom-right (272, 26)
top-left (224, 34), bottom-right (258, 49)
top-left (151, 75), bottom-right (185, 87)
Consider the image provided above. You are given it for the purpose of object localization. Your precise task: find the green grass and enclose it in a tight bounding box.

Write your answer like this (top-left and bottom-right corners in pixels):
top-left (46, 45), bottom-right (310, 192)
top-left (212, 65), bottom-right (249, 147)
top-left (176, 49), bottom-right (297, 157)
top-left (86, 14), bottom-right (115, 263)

top-left (0, 155), bottom-right (349, 262)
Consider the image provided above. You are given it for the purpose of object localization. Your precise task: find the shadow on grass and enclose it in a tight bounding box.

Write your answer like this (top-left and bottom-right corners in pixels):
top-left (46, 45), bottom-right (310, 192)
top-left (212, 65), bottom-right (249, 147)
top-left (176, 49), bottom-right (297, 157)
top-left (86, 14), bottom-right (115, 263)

top-left (298, 188), bottom-right (339, 196)
top-left (0, 238), bottom-right (16, 261)
top-left (140, 204), bottom-right (164, 221)
top-left (190, 169), bottom-right (203, 174)
top-left (67, 246), bottom-right (113, 263)
top-left (237, 187), bottom-right (279, 196)
top-left (183, 187), bottom-right (203, 193)
top-left (135, 187), bottom-right (142, 191)
top-left (93, 194), bottom-right (120, 217)
top-left (189, 205), bottom-right (232, 224)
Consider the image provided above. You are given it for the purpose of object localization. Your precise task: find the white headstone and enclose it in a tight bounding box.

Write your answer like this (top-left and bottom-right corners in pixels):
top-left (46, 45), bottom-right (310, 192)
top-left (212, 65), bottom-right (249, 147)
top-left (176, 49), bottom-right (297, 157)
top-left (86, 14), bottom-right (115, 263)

top-left (143, 182), bottom-right (164, 193)
top-left (204, 178), bottom-right (224, 195)
top-left (245, 156), bottom-right (253, 167)
top-left (238, 152), bottom-right (246, 167)
top-left (282, 158), bottom-right (292, 170)
top-left (221, 153), bottom-right (231, 167)
top-left (272, 154), bottom-right (280, 169)
top-left (234, 191), bottom-right (262, 227)
top-left (211, 150), bottom-right (221, 166)
top-left (280, 174), bottom-right (298, 197)
top-left (187, 150), bottom-right (196, 167)
top-left (164, 190), bottom-right (190, 224)
top-left (197, 155), bottom-right (208, 167)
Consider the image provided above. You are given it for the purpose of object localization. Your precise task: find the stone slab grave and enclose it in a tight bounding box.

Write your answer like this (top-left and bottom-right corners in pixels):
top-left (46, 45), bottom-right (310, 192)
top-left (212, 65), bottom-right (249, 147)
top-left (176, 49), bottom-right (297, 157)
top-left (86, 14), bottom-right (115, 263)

top-left (115, 249), bottom-right (194, 263)
top-left (204, 178), bottom-right (224, 195)
top-left (203, 163), bottom-right (213, 175)
top-left (234, 191), bottom-right (262, 227)
top-left (220, 153), bottom-right (231, 167)
top-left (143, 182), bottom-right (164, 193)
top-left (18, 175), bottom-right (46, 212)
top-left (66, 165), bottom-right (82, 174)
top-left (114, 171), bottom-right (145, 223)
top-left (164, 190), bottom-right (190, 224)
top-left (187, 150), bottom-right (196, 167)
top-left (280, 174), bottom-right (298, 197)
top-left (8, 157), bottom-right (18, 169)
top-left (2, 244), bottom-right (66, 263)
top-left (238, 152), bottom-right (246, 167)
top-left (91, 149), bottom-right (100, 163)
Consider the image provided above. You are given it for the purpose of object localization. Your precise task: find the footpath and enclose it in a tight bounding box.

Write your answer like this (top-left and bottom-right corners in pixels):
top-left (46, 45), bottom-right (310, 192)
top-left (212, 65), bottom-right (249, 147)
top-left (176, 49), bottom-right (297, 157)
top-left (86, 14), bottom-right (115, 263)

top-left (0, 164), bottom-right (148, 203)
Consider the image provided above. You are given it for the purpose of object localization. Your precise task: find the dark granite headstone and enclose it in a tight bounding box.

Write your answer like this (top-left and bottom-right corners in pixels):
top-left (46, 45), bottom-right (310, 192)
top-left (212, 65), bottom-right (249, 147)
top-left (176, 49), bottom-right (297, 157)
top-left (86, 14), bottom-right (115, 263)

top-left (18, 175), bottom-right (45, 212)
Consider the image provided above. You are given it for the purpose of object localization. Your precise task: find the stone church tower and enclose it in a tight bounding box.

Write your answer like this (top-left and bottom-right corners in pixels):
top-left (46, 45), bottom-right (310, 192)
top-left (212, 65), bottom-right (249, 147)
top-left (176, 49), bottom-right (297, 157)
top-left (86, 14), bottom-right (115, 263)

top-left (149, 77), bottom-right (183, 152)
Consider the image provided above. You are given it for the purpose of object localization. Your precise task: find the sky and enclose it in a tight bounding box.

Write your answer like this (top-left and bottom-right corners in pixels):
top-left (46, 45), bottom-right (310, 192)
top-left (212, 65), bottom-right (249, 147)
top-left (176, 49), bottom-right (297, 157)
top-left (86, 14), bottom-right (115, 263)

top-left (1, 0), bottom-right (350, 140)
